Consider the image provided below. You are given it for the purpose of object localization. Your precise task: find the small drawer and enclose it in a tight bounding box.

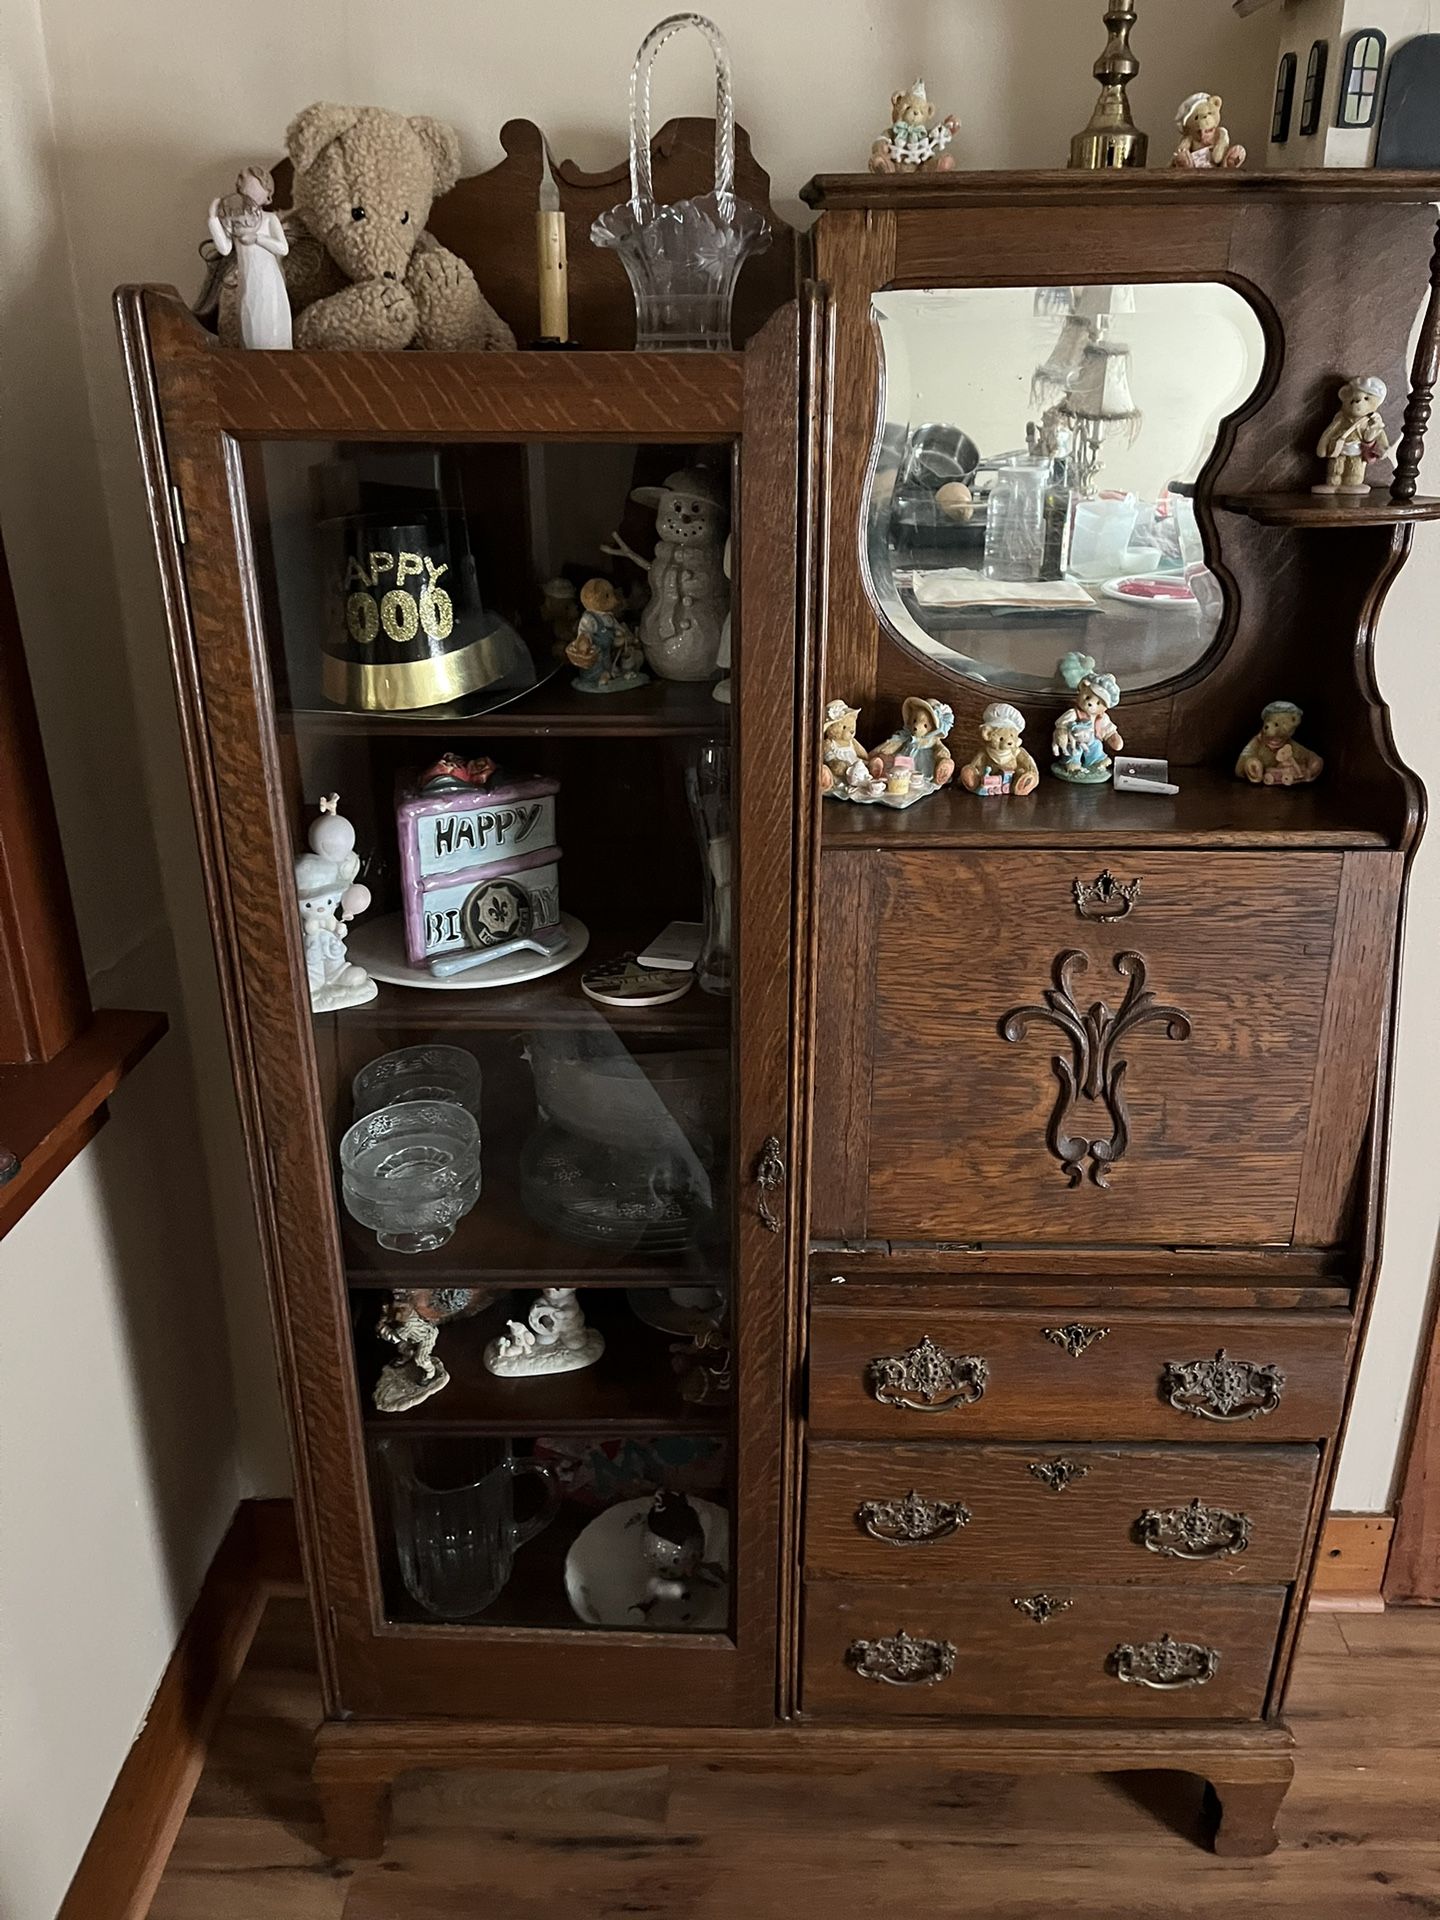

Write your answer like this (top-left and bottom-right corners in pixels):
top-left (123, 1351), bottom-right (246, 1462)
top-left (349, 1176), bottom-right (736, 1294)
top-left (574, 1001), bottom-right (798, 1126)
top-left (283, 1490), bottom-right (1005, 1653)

top-left (807, 1303), bottom-right (1350, 1443)
top-left (801, 1580), bottom-right (1287, 1721)
top-left (804, 1442), bottom-right (1319, 1584)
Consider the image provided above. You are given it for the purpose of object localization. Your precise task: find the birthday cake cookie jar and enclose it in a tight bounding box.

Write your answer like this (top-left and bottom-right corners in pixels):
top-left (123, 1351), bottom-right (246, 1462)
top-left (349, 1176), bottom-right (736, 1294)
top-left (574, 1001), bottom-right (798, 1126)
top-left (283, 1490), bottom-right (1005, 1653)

top-left (396, 754), bottom-right (563, 968)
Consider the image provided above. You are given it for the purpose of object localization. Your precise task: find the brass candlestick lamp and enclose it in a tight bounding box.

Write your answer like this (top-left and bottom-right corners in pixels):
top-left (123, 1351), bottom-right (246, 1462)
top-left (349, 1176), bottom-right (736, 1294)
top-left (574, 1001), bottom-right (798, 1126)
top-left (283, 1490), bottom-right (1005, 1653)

top-left (1069, 2), bottom-right (1148, 170)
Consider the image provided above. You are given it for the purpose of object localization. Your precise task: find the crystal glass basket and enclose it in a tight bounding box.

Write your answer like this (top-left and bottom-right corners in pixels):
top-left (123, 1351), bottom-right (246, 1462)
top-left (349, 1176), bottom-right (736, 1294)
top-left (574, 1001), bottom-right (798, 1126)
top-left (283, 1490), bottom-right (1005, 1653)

top-left (592, 13), bottom-right (770, 351)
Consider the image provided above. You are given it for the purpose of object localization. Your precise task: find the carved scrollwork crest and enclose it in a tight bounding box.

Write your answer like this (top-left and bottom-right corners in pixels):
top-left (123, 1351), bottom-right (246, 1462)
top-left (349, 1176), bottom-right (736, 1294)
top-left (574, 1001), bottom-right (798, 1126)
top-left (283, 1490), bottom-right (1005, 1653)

top-left (1136, 1498), bottom-right (1251, 1561)
top-left (1028, 1456), bottom-right (1089, 1493)
top-left (1042, 1322), bottom-right (1111, 1358)
top-left (847, 1630), bottom-right (957, 1687)
top-left (1000, 950), bottom-right (1192, 1188)
top-left (1012, 1591), bottom-right (1074, 1625)
top-left (1161, 1349), bottom-right (1286, 1422)
top-left (1073, 870), bottom-right (1141, 922)
top-left (868, 1335), bottom-right (989, 1413)
top-left (856, 1488), bottom-right (972, 1545)
top-left (1109, 1632), bottom-right (1221, 1690)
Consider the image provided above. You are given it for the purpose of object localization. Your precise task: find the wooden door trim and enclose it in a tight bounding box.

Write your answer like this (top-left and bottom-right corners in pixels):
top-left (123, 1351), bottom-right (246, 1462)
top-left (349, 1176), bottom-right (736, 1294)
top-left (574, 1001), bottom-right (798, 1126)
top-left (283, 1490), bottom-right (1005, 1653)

top-left (1385, 1245), bottom-right (1440, 1603)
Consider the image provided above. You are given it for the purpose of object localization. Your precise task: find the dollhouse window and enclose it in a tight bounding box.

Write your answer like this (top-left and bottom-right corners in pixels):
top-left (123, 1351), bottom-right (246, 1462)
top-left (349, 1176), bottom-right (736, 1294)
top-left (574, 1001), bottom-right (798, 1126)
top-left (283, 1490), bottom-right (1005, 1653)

top-left (1338, 29), bottom-right (1386, 128)
top-left (1272, 52), bottom-right (1297, 142)
top-left (1300, 40), bottom-right (1329, 135)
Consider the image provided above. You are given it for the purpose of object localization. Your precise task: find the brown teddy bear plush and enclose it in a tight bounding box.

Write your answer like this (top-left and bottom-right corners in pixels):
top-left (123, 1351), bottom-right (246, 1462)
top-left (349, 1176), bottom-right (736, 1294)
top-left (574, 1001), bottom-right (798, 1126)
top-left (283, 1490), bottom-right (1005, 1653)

top-left (221, 103), bottom-right (514, 351)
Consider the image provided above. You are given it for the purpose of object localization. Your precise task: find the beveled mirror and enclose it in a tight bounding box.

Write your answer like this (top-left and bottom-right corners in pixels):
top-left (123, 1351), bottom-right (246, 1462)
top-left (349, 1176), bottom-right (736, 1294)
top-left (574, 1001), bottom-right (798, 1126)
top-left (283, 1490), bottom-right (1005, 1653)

top-left (865, 283), bottom-right (1267, 695)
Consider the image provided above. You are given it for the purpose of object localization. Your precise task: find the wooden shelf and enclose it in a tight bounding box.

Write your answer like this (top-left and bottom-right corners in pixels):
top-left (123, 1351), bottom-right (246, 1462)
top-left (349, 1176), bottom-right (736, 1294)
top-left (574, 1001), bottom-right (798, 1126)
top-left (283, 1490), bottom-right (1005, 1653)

top-left (341, 1151), bottom-right (728, 1291)
top-left (281, 676), bottom-right (730, 741)
top-left (360, 1292), bottom-right (725, 1437)
top-left (0, 1008), bottom-right (167, 1239)
top-left (317, 935), bottom-right (729, 1040)
top-left (1214, 491), bottom-right (1440, 528)
top-left (801, 167), bottom-right (1440, 210)
top-left (820, 767), bottom-right (1389, 851)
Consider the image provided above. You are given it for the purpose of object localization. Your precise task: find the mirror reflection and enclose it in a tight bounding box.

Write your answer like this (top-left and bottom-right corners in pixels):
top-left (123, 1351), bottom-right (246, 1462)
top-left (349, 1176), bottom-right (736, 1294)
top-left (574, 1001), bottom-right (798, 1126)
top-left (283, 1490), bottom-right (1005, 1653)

top-left (866, 284), bottom-right (1267, 694)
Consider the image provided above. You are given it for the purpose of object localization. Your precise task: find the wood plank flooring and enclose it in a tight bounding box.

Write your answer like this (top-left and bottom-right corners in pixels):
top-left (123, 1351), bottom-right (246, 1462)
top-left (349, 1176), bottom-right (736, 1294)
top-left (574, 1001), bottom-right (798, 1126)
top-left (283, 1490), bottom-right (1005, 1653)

top-left (147, 1599), bottom-right (1440, 1919)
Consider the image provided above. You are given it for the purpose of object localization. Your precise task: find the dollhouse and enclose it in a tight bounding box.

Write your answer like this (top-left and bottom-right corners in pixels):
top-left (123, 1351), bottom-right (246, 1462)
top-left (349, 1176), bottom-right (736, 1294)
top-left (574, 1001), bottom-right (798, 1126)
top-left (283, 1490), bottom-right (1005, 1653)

top-left (1238, 0), bottom-right (1440, 167)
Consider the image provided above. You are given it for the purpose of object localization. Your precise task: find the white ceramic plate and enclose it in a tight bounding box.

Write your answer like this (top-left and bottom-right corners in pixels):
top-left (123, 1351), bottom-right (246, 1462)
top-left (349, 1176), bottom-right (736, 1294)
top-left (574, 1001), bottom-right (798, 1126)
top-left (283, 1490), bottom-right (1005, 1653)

top-left (1100, 570), bottom-right (1198, 609)
top-left (564, 1496), bottom-right (729, 1630)
top-left (348, 913), bottom-right (589, 992)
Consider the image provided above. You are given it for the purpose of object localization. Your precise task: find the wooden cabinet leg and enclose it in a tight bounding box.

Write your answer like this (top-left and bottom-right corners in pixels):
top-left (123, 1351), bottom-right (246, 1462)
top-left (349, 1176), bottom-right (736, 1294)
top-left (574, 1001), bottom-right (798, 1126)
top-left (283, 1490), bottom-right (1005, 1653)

top-left (316, 1770), bottom-right (391, 1859)
top-left (1204, 1763), bottom-right (1294, 1858)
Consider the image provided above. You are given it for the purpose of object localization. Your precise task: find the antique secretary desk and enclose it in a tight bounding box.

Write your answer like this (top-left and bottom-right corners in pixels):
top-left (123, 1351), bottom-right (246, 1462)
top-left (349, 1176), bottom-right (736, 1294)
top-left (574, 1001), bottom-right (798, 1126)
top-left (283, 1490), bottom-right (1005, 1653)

top-left (119, 135), bottom-right (1440, 1860)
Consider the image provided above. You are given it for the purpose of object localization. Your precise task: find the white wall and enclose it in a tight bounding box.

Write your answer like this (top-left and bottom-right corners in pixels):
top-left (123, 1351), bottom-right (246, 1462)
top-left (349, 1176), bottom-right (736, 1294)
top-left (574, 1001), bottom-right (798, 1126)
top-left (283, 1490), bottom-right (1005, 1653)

top-left (1, 1), bottom-right (1434, 1907)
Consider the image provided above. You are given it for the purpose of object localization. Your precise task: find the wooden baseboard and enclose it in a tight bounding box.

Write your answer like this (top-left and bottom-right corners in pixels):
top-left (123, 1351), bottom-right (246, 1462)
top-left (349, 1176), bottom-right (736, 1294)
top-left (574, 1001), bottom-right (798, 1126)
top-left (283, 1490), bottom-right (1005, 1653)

top-left (1309, 1513), bottom-right (1394, 1612)
top-left (56, 1496), bottom-right (300, 1920)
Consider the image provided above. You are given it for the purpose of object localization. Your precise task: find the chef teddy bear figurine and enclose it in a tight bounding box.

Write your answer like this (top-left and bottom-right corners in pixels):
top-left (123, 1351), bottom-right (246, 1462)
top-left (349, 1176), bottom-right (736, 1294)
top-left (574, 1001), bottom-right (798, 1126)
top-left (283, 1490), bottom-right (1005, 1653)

top-left (960, 701), bottom-right (1041, 797)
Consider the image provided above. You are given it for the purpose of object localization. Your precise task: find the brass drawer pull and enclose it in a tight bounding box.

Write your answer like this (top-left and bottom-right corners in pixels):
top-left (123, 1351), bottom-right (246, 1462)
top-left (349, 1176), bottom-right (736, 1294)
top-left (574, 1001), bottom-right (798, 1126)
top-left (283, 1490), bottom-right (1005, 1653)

top-left (847, 1630), bottom-right (957, 1687)
top-left (1073, 869), bottom-right (1140, 921)
top-left (1043, 1322), bottom-right (1110, 1358)
top-left (856, 1489), bottom-right (971, 1545)
top-left (1029, 1456), bottom-right (1089, 1493)
top-left (868, 1335), bottom-right (989, 1413)
top-left (1013, 1592), bottom-right (1073, 1625)
top-left (1162, 1349), bottom-right (1286, 1422)
top-left (1110, 1633), bottom-right (1221, 1690)
top-left (1137, 1498), bottom-right (1251, 1561)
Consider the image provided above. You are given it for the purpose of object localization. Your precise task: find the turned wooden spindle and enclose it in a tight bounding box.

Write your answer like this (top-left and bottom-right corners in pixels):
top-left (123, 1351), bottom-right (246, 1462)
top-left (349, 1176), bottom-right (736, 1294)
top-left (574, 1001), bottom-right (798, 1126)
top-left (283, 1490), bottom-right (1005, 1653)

top-left (1391, 213), bottom-right (1440, 503)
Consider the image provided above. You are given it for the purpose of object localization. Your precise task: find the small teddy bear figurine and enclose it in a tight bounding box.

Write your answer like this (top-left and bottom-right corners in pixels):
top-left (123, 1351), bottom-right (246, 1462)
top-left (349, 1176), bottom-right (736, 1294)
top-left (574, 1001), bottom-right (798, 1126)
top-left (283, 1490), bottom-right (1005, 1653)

top-left (819, 699), bottom-right (887, 801)
top-left (1171, 93), bottom-right (1246, 170)
top-left (565, 578), bottom-right (649, 695)
top-left (1052, 656), bottom-right (1123, 785)
top-left (1235, 701), bottom-right (1324, 787)
top-left (960, 701), bottom-right (1041, 797)
top-left (871, 697), bottom-right (957, 795)
top-left (1314, 376), bottom-right (1393, 496)
top-left (869, 80), bottom-right (959, 174)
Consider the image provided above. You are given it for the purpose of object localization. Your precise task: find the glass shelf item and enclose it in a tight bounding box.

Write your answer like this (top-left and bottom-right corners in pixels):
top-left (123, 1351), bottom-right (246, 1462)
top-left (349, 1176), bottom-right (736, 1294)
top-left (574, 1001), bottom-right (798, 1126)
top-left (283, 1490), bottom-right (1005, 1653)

top-left (865, 283), bottom-right (1266, 694)
top-left (373, 1430), bottom-right (732, 1633)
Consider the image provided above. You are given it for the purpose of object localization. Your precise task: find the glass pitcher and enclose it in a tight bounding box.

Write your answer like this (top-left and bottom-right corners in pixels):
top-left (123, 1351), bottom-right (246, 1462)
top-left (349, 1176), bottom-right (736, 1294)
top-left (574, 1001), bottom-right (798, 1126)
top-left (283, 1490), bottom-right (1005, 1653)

top-left (380, 1437), bottom-right (559, 1620)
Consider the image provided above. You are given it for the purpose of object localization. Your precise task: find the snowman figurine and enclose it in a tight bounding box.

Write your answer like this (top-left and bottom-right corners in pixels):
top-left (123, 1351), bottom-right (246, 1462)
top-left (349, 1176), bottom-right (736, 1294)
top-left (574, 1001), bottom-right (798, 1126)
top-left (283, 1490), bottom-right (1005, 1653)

top-left (294, 794), bottom-right (377, 1011)
top-left (627, 468), bottom-right (730, 683)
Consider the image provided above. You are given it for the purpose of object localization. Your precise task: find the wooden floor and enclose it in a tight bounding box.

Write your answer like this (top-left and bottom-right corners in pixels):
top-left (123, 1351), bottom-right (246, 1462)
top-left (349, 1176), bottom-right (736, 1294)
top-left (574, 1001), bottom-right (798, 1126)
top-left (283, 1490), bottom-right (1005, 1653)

top-left (148, 1599), bottom-right (1440, 1918)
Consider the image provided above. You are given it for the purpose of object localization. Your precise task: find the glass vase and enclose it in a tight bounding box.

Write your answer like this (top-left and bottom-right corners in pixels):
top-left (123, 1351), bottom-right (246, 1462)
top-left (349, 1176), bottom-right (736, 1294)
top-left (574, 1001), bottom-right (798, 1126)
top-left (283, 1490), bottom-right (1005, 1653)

top-left (591, 14), bottom-right (770, 351)
top-left (686, 741), bottom-right (732, 995)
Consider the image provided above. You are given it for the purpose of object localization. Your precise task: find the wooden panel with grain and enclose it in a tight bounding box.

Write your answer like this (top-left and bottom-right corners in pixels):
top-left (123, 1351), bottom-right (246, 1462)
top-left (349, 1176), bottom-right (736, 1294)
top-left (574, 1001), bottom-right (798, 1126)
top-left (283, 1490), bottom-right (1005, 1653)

top-left (800, 1580), bottom-right (1288, 1721)
top-left (807, 1301), bottom-right (1351, 1444)
top-left (803, 1441), bottom-right (1319, 1585)
top-left (858, 850), bottom-right (1341, 1245)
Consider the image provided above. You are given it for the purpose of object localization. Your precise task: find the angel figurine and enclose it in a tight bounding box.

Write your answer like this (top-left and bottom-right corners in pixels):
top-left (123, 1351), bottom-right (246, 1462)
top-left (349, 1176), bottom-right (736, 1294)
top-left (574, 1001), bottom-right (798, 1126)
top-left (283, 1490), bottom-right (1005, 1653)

top-left (294, 795), bottom-right (376, 1011)
top-left (206, 166), bottom-right (291, 349)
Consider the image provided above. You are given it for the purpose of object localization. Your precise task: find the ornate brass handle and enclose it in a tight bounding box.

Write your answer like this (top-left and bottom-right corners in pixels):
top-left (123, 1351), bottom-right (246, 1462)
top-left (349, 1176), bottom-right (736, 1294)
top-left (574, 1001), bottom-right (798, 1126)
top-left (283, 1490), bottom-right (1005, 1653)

top-left (856, 1489), bottom-right (971, 1545)
top-left (1162, 1349), bottom-right (1286, 1422)
top-left (754, 1135), bottom-right (785, 1233)
top-left (847, 1630), bottom-right (957, 1687)
top-left (1073, 869), bottom-right (1140, 921)
top-left (1043, 1322), bottom-right (1110, 1358)
top-left (868, 1335), bottom-right (989, 1413)
top-left (1136, 1498), bottom-right (1251, 1561)
top-left (1110, 1633), bottom-right (1221, 1690)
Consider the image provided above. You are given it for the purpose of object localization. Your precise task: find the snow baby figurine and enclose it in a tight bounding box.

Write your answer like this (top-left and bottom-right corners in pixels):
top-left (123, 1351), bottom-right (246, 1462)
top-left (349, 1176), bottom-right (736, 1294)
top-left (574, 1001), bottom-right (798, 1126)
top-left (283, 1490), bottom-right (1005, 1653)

top-left (869, 80), bottom-right (959, 173)
top-left (1052, 658), bottom-right (1123, 784)
top-left (1314, 376), bottom-right (1393, 495)
top-left (871, 696), bottom-right (957, 797)
top-left (484, 1286), bottom-right (604, 1379)
top-left (206, 165), bottom-right (292, 348)
top-left (565, 577), bottom-right (649, 695)
top-left (294, 794), bottom-right (377, 1011)
top-left (960, 701), bottom-right (1041, 797)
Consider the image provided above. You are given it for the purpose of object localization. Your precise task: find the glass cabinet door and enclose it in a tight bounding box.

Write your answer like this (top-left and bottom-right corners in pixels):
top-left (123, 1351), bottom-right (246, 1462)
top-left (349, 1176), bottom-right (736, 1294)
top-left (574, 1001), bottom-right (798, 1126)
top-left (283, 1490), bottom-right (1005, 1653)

top-left (197, 357), bottom-right (796, 1724)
